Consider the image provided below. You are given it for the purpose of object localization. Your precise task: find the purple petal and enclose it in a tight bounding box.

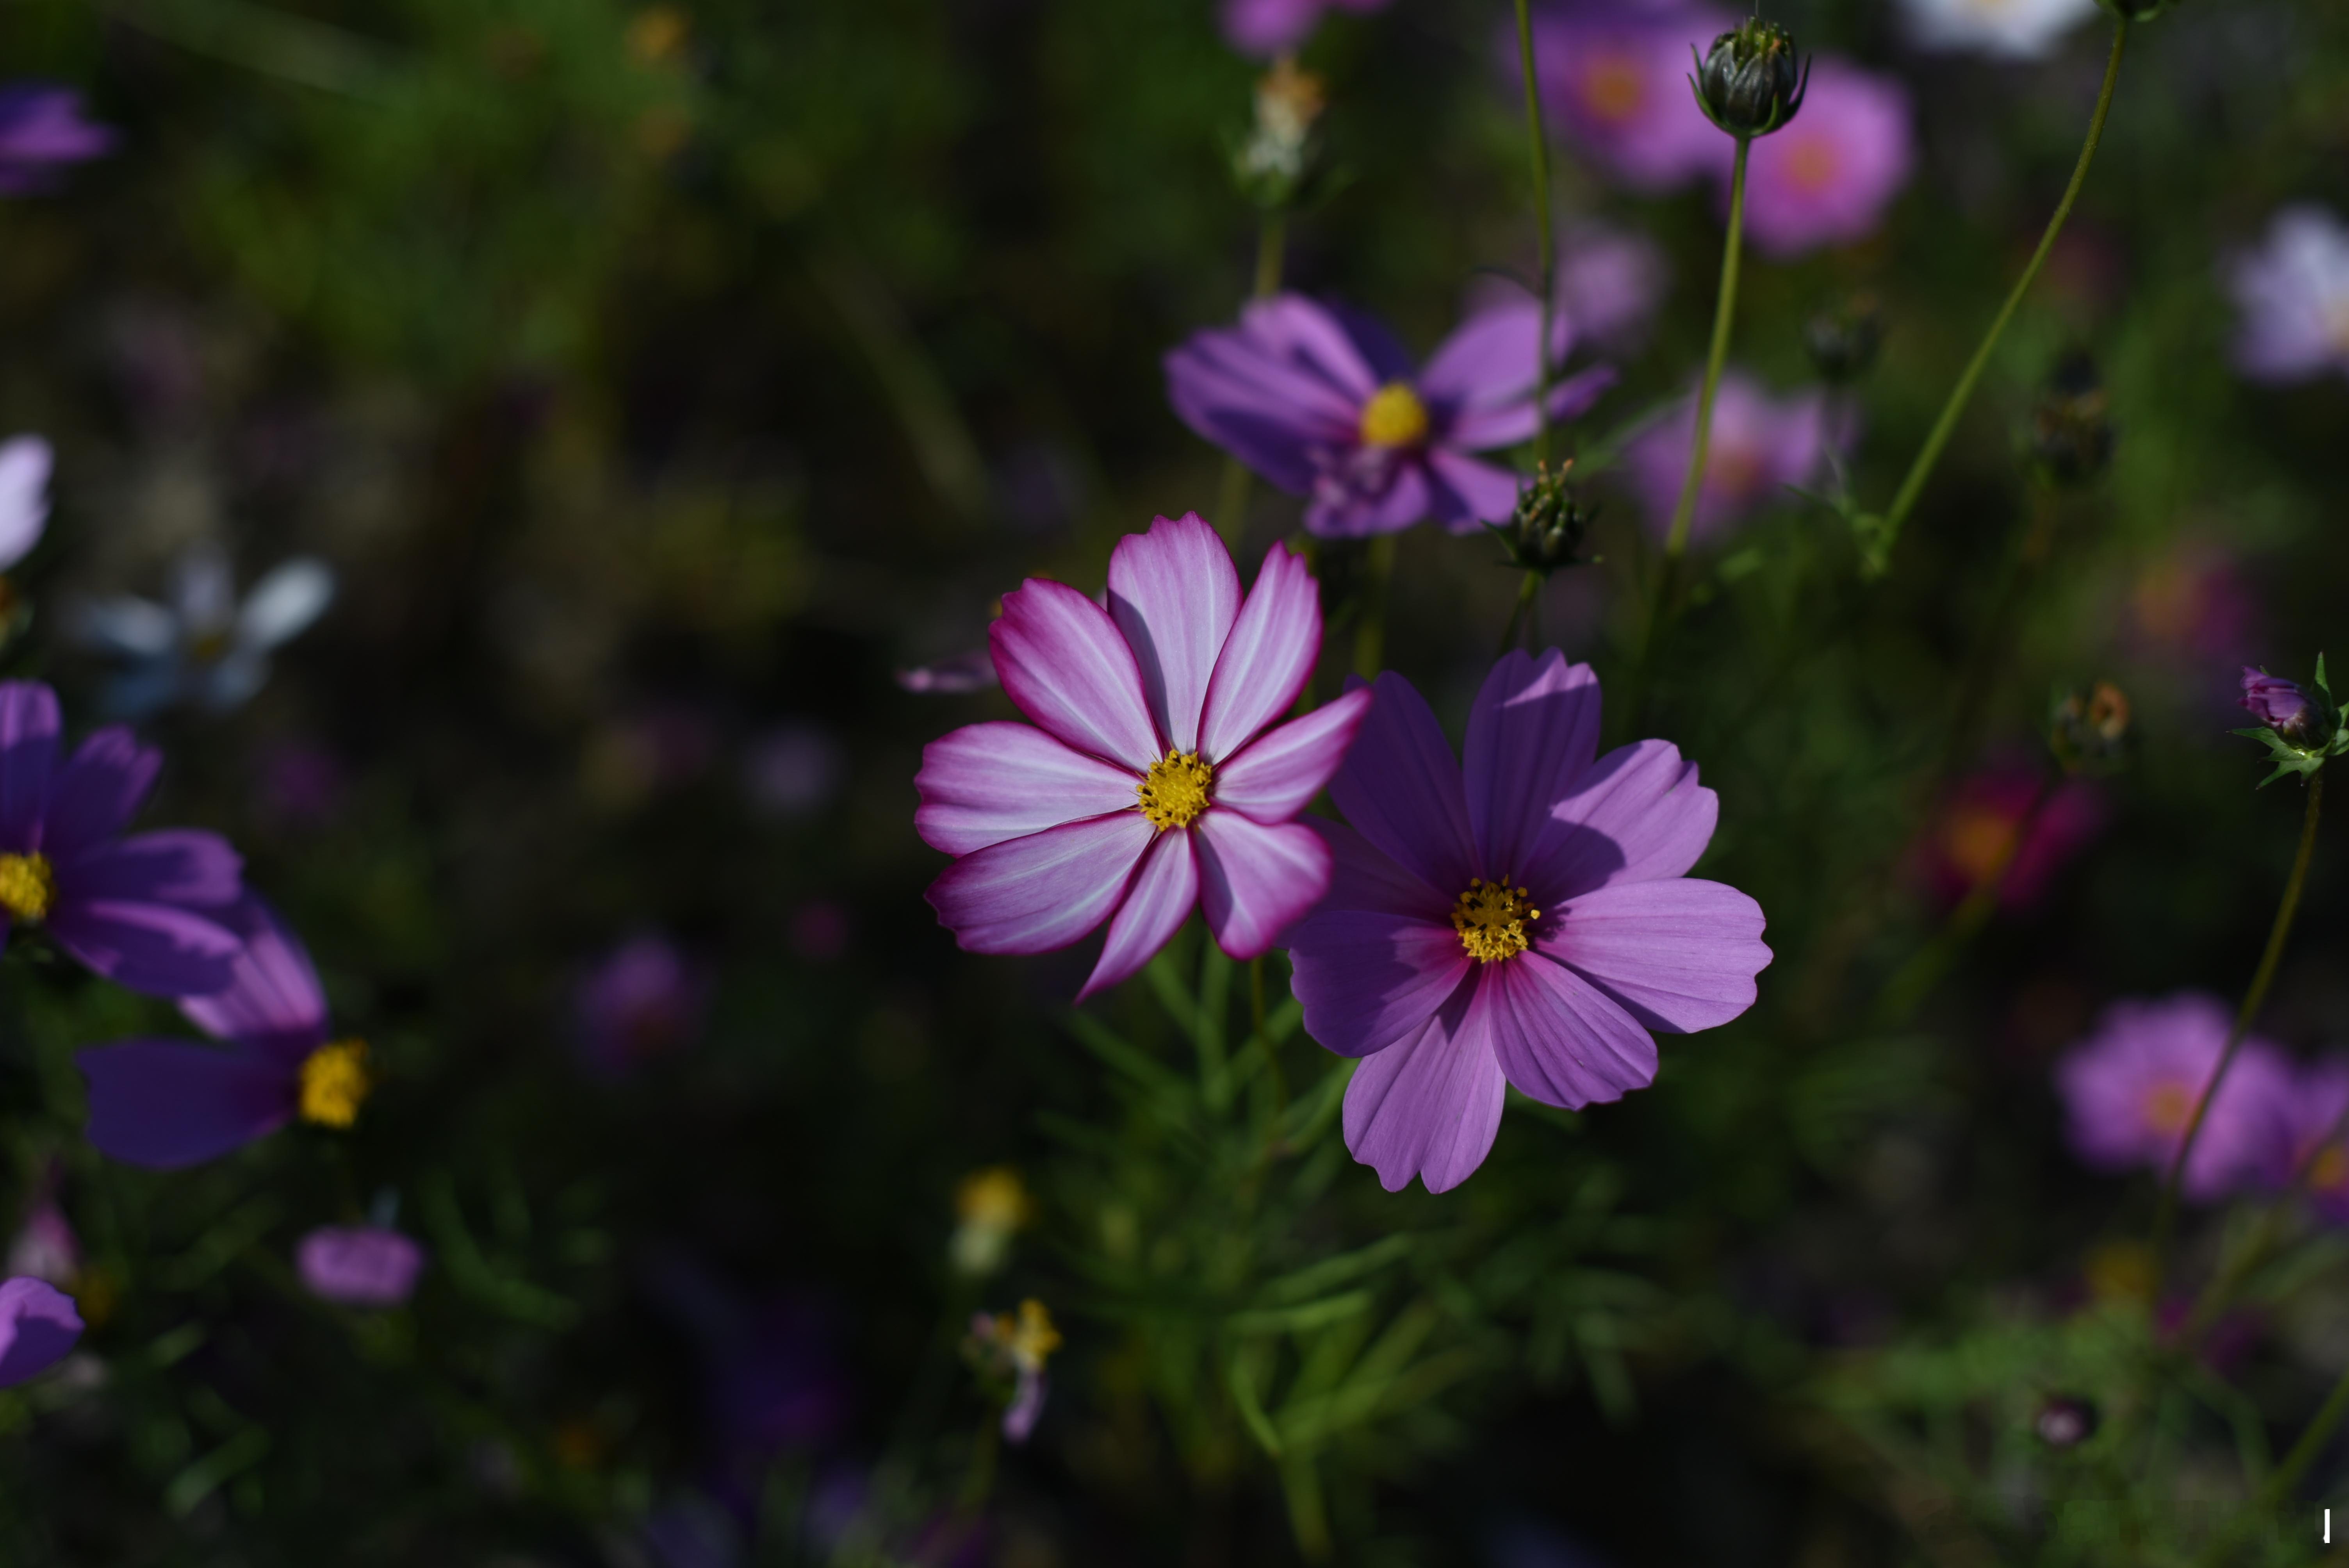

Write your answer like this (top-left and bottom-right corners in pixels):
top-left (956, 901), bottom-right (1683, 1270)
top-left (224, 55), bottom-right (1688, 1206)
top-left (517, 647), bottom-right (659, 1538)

top-left (1307, 458), bottom-right (1431, 538)
top-left (1520, 739), bottom-right (1717, 902)
top-left (1485, 952), bottom-right (1659, 1108)
top-left (1193, 811), bottom-right (1330, 960)
top-left (1077, 829), bottom-right (1199, 1001)
top-left (1214, 687), bottom-right (1371, 824)
top-left (40, 726), bottom-right (160, 862)
top-left (177, 894), bottom-right (331, 1061)
top-left (0, 435), bottom-right (51, 571)
top-left (1220, 0), bottom-right (1327, 57)
top-left (76, 1039), bottom-right (292, 1169)
top-left (925, 811), bottom-right (1153, 955)
top-left (1198, 542), bottom-right (1321, 761)
top-left (1463, 651), bottom-right (1602, 879)
top-left (1303, 817), bottom-right (1449, 917)
top-left (989, 579), bottom-right (1162, 772)
top-left (1445, 363), bottom-right (1619, 450)
top-left (1244, 296), bottom-right (1388, 400)
top-left (1289, 903), bottom-right (1471, 1059)
top-left (1341, 984), bottom-right (1507, 1193)
top-left (1422, 450), bottom-right (1525, 533)
top-left (1541, 878), bottom-right (1768, 1034)
top-left (0, 680), bottom-right (58, 851)
top-left (45, 898), bottom-right (242, 998)
top-left (297, 1226), bottom-right (425, 1308)
top-left (1419, 300), bottom-right (1561, 410)
top-left (0, 1277), bottom-right (81, 1387)
top-left (1106, 513), bottom-right (1240, 754)
top-left (915, 722), bottom-right (1139, 857)
top-left (1165, 334), bottom-right (1358, 493)
top-left (58, 829), bottom-right (242, 908)
top-left (1326, 673), bottom-right (1477, 897)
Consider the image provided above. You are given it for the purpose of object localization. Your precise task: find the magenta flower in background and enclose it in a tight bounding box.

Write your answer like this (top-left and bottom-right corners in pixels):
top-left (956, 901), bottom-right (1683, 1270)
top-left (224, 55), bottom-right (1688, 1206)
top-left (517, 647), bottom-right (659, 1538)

top-left (0, 681), bottom-right (244, 996)
top-left (2226, 205), bottom-right (2349, 385)
top-left (78, 895), bottom-right (368, 1169)
top-left (1284, 652), bottom-right (1771, 1193)
top-left (1914, 770), bottom-right (2101, 912)
top-left (1556, 223), bottom-right (1670, 351)
top-left (1220, 0), bottom-right (1388, 57)
top-left (1166, 295), bottom-right (1614, 538)
top-left (574, 932), bottom-right (712, 1076)
top-left (918, 513), bottom-right (1371, 998)
top-left (1625, 371), bottom-right (1828, 541)
top-left (1519, 0), bottom-right (1730, 192)
top-left (0, 1277), bottom-right (81, 1386)
top-left (2054, 993), bottom-right (2291, 1201)
top-left (1899, 0), bottom-right (2099, 59)
top-left (2272, 1059), bottom-right (2349, 1224)
top-left (0, 86), bottom-right (112, 194)
top-left (298, 1225), bottom-right (424, 1307)
top-left (1730, 60), bottom-right (1913, 258)
top-left (2127, 540), bottom-right (2256, 664)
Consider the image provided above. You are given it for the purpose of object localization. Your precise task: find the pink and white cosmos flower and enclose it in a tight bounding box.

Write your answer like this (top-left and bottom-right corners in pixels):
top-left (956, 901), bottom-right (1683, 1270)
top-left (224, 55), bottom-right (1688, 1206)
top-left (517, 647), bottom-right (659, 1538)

top-left (917, 513), bottom-right (1370, 1000)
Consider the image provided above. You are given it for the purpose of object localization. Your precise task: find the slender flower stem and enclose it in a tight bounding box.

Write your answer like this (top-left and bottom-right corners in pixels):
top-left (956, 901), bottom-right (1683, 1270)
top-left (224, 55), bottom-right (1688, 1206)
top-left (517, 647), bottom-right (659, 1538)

top-left (2153, 769), bottom-right (2325, 1278)
top-left (1499, 568), bottom-right (1540, 657)
top-left (2199, 1358), bottom-right (2349, 1565)
top-left (1512, 0), bottom-right (1556, 464)
top-left (1863, 20), bottom-right (2129, 577)
top-left (1215, 211), bottom-right (1291, 544)
top-left (1353, 534), bottom-right (1396, 678)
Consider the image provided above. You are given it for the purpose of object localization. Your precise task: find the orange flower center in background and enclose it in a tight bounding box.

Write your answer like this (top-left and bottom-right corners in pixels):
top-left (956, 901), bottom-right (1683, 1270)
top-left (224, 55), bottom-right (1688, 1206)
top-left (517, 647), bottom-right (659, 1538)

top-left (1780, 135), bottom-right (1842, 196)
top-left (1581, 54), bottom-right (1648, 123)
top-left (1942, 806), bottom-right (2021, 890)
top-left (2141, 1081), bottom-right (2195, 1138)
top-left (1453, 877), bottom-right (1538, 963)
top-left (2311, 1144), bottom-right (2349, 1194)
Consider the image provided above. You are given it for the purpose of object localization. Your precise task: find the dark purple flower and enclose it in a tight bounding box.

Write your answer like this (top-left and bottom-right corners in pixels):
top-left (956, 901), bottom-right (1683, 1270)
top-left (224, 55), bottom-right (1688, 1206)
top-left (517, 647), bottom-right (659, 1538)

top-left (297, 1225), bottom-right (424, 1307)
top-left (0, 86), bottom-right (112, 195)
top-left (0, 1277), bottom-right (80, 1385)
top-left (1166, 296), bottom-right (1614, 538)
top-left (1624, 371), bottom-right (1829, 540)
top-left (1518, 0), bottom-right (1732, 193)
top-left (1220, 0), bottom-right (1390, 58)
top-left (77, 895), bottom-right (367, 1169)
top-left (573, 932), bottom-right (711, 1076)
top-left (1285, 653), bottom-right (1771, 1192)
top-left (2239, 668), bottom-right (2319, 743)
top-left (0, 681), bottom-right (244, 996)
top-left (2053, 992), bottom-right (2291, 1201)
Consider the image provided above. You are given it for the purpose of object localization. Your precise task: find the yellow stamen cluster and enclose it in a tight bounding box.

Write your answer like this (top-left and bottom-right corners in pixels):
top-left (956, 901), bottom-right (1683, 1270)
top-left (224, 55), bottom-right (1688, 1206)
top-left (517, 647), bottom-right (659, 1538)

top-left (1137, 750), bottom-right (1214, 831)
top-left (0, 852), bottom-right (55, 922)
top-left (951, 1166), bottom-right (1034, 1277)
top-left (1452, 877), bottom-right (1538, 964)
top-left (1003, 1297), bottom-right (1062, 1374)
top-left (1357, 382), bottom-right (1430, 449)
top-left (298, 1039), bottom-right (372, 1128)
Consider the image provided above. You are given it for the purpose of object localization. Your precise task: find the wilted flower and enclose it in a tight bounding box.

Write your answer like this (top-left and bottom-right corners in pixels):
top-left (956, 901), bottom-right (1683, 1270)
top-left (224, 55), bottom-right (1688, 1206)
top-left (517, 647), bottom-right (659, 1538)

top-left (573, 932), bottom-right (711, 1076)
top-left (78, 895), bottom-right (370, 1168)
top-left (1284, 653), bottom-right (1770, 1193)
top-left (296, 1225), bottom-right (424, 1308)
top-left (1901, 0), bottom-right (2100, 58)
top-left (917, 514), bottom-right (1370, 998)
top-left (2054, 992), bottom-right (2290, 1201)
top-left (2027, 352), bottom-right (2115, 485)
top-left (950, 1167), bottom-right (1033, 1278)
top-left (1219, 0), bottom-right (1388, 58)
top-left (0, 86), bottom-right (112, 194)
top-left (1914, 769), bottom-right (2102, 911)
top-left (1520, 0), bottom-right (1731, 193)
top-left (0, 681), bottom-right (245, 996)
top-left (1166, 294), bottom-right (1613, 538)
top-left (0, 1277), bottom-right (81, 1386)
top-left (70, 544), bottom-right (336, 718)
top-left (2226, 205), bottom-right (2349, 385)
top-left (2049, 682), bottom-right (2130, 775)
top-left (1731, 60), bottom-right (1912, 258)
top-left (965, 1299), bottom-right (1061, 1443)
top-left (1625, 370), bottom-right (1829, 540)
top-left (1692, 19), bottom-right (1807, 139)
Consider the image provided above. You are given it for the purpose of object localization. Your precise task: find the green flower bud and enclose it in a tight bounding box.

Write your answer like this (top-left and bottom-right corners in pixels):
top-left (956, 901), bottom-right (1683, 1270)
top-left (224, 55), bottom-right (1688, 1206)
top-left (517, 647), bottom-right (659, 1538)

top-left (2026, 351), bottom-right (2114, 487)
top-left (1691, 20), bottom-right (1808, 140)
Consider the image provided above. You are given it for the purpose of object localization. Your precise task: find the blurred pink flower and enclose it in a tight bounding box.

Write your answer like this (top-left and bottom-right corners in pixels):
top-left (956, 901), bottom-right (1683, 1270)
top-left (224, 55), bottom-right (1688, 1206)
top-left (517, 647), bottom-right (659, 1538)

top-left (1914, 770), bottom-right (2102, 911)
top-left (297, 1225), bottom-right (424, 1308)
top-left (1220, 0), bottom-right (1388, 59)
top-left (574, 933), bottom-right (711, 1076)
top-left (1624, 370), bottom-right (1829, 540)
top-left (1520, 0), bottom-right (1731, 192)
top-left (2055, 993), bottom-right (2290, 1202)
top-left (789, 901), bottom-right (852, 962)
top-left (2126, 541), bottom-right (2257, 663)
top-left (1731, 60), bottom-right (1913, 258)
top-left (896, 649), bottom-right (997, 695)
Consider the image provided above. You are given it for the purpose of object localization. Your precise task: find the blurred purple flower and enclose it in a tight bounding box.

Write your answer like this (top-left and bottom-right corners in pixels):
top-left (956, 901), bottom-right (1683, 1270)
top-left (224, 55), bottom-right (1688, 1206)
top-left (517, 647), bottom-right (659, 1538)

top-left (918, 514), bottom-right (1369, 998)
top-left (2054, 992), bottom-right (2290, 1201)
top-left (1730, 60), bottom-right (1914, 258)
top-left (2239, 667), bottom-right (2319, 743)
top-left (572, 933), bottom-right (711, 1076)
top-left (742, 721), bottom-right (845, 818)
top-left (1915, 770), bottom-right (2102, 911)
top-left (2272, 1058), bottom-right (2349, 1224)
top-left (0, 681), bottom-right (245, 996)
top-left (258, 740), bottom-right (348, 827)
top-left (2226, 205), bottom-right (2349, 385)
top-left (0, 86), bottom-right (112, 194)
top-left (1624, 371), bottom-right (1828, 541)
top-left (70, 544), bottom-right (336, 718)
top-left (5, 1199), bottom-right (77, 1287)
top-left (1557, 223), bottom-right (1669, 351)
top-left (896, 648), bottom-right (998, 695)
top-left (1519, 1), bottom-right (1730, 193)
top-left (1285, 653), bottom-right (1770, 1193)
top-left (0, 1277), bottom-right (81, 1386)
top-left (78, 895), bottom-right (367, 1169)
top-left (0, 435), bottom-right (51, 578)
top-left (297, 1225), bottom-right (424, 1308)
top-left (1220, 0), bottom-right (1389, 59)
top-left (2127, 541), bottom-right (2256, 664)
top-left (1899, 0), bottom-right (2099, 59)
top-left (1166, 295), bottom-right (1613, 538)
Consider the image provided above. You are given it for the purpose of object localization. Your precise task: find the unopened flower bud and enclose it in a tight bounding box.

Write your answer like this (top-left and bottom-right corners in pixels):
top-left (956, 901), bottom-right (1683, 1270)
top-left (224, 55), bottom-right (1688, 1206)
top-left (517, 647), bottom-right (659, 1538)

top-left (2050, 681), bottom-right (2130, 775)
top-left (2034, 1396), bottom-right (2099, 1449)
top-left (1496, 461), bottom-right (1590, 576)
top-left (1803, 296), bottom-right (1882, 385)
top-left (2026, 351), bottom-right (2114, 487)
top-left (2240, 669), bottom-right (2319, 745)
top-left (1691, 20), bottom-right (1807, 140)
top-left (2232, 659), bottom-right (2346, 785)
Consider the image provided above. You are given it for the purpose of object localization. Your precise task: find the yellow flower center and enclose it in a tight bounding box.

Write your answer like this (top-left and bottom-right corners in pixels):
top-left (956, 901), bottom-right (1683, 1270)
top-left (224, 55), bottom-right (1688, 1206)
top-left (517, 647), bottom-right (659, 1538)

top-left (0, 852), bottom-right (55, 922)
top-left (2141, 1081), bottom-right (2194, 1138)
top-left (1137, 750), bottom-right (1214, 831)
top-left (298, 1039), bottom-right (371, 1128)
top-left (1452, 877), bottom-right (1538, 964)
top-left (1358, 382), bottom-right (1429, 449)
top-left (1006, 1298), bottom-right (1062, 1372)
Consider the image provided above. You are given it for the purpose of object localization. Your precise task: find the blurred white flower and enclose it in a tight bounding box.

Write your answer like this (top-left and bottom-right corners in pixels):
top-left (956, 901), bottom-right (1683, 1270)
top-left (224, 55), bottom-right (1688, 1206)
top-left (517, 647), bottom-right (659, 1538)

top-left (2228, 205), bottom-right (2349, 385)
top-left (0, 435), bottom-right (52, 574)
top-left (71, 543), bottom-right (336, 717)
top-left (1901, 0), bottom-right (2099, 59)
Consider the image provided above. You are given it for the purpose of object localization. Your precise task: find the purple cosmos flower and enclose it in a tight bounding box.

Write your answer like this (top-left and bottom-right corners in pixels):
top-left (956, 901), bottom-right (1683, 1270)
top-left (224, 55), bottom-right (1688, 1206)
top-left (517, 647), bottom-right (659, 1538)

top-left (78, 895), bottom-right (368, 1169)
top-left (1900, 0), bottom-right (2099, 58)
top-left (573, 932), bottom-right (711, 1076)
top-left (2272, 1059), bottom-right (2349, 1224)
top-left (0, 86), bottom-right (112, 195)
top-left (1285, 652), bottom-right (1771, 1192)
top-left (298, 1225), bottom-right (424, 1307)
top-left (1719, 59), bottom-right (1913, 258)
top-left (1624, 371), bottom-right (1829, 540)
top-left (2053, 992), bottom-right (2291, 1201)
top-left (1166, 296), bottom-right (1615, 538)
top-left (1220, 0), bottom-right (1388, 58)
top-left (0, 681), bottom-right (244, 996)
top-left (0, 1277), bottom-right (80, 1385)
top-left (2227, 205), bottom-right (2349, 385)
top-left (1520, 0), bottom-right (1731, 192)
top-left (918, 513), bottom-right (1371, 998)
top-left (2239, 668), bottom-right (2319, 743)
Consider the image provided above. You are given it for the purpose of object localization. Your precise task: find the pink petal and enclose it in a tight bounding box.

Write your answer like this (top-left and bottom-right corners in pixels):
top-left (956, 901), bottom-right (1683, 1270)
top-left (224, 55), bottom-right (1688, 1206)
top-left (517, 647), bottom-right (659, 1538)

top-left (989, 579), bottom-right (1162, 772)
top-left (1485, 952), bottom-right (1658, 1109)
top-left (925, 812), bottom-right (1153, 956)
top-left (1198, 542), bottom-right (1321, 760)
top-left (1289, 906), bottom-right (1472, 1059)
top-left (1341, 985), bottom-right (1507, 1193)
top-left (1077, 829), bottom-right (1199, 1001)
top-left (915, 722), bottom-right (1139, 857)
top-left (1540, 878), bottom-right (1769, 1033)
top-left (1463, 651), bottom-right (1602, 879)
top-left (1326, 673), bottom-right (1477, 898)
top-left (1520, 739), bottom-right (1718, 902)
top-left (1214, 687), bottom-right (1371, 824)
top-left (1105, 513), bottom-right (1240, 754)
top-left (1192, 811), bottom-right (1330, 960)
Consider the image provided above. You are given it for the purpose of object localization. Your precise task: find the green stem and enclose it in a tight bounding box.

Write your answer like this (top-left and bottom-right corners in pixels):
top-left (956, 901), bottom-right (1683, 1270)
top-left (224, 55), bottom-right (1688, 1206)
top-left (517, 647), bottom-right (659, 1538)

top-left (1498, 568), bottom-right (1540, 657)
top-left (1864, 20), bottom-right (2129, 577)
top-left (1512, 0), bottom-right (1556, 464)
top-left (2153, 768), bottom-right (2325, 1281)
top-left (2201, 1360), bottom-right (2349, 1564)
top-left (1215, 211), bottom-right (1291, 545)
top-left (1353, 534), bottom-right (1396, 678)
